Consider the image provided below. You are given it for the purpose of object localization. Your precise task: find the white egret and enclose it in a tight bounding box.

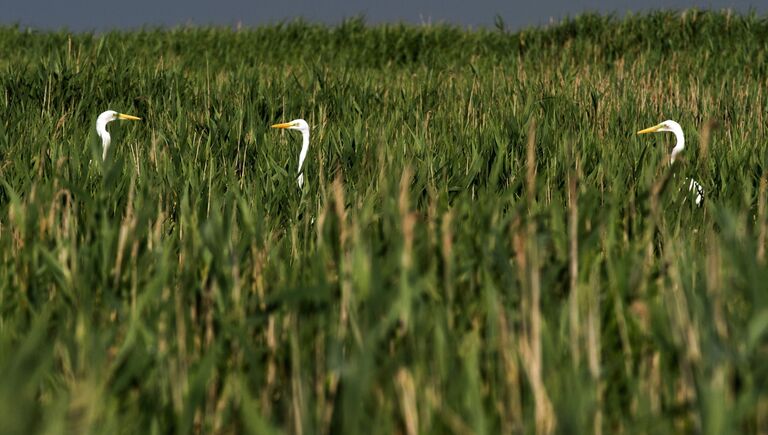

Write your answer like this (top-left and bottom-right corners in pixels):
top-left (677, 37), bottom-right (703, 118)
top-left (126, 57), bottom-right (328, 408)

top-left (637, 120), bottom-right (705, 207)
top-left (271, 119), bottom-right (310, 188)
top-left (96, 110), bottom-right (141, 160)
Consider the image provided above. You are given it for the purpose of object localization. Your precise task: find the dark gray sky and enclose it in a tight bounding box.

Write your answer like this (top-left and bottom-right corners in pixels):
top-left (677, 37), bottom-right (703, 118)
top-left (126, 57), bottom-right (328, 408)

top-left (1, 0), bottom-right (765, 31)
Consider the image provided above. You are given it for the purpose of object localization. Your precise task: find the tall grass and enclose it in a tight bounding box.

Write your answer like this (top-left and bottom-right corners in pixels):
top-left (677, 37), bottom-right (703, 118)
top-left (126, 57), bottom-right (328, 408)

top-left (1, 10), bottom-right (767, 434)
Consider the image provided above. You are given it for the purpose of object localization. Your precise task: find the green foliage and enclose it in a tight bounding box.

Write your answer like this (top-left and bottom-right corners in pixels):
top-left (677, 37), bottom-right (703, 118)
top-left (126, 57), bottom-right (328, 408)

top-left (1, 10), bottom-right (767, 434)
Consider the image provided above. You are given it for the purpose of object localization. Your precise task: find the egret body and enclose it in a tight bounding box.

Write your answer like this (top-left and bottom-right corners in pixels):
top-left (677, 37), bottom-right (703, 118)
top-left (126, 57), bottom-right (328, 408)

top-left (271, 119), bottom-right (310, 188)
top-left (637, 119), bottom-right (705, 207)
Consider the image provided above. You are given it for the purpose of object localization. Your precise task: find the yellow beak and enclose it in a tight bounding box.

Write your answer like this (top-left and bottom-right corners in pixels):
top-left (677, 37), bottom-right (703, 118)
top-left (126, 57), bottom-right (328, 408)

top-left (271, 122), bottom-right (293, 129)
top-left (637, 123), bottom-right (662, 135)
top-left (118, 113), bottom-right (141, 121)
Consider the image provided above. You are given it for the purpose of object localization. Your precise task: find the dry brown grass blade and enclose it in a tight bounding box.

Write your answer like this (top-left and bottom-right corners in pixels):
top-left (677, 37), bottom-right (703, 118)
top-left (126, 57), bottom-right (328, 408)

top-left (517, 120), bottom-right (556, 435)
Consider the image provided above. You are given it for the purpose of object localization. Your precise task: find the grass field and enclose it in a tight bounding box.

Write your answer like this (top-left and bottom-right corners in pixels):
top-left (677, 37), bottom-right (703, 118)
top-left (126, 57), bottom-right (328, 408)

top-left (1, 10), bottom-right (768, 434)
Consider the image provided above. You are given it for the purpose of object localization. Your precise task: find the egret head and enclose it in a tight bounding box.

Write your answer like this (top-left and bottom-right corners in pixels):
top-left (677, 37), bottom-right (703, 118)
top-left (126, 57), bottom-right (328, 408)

top-left (271, 119), bottom-right (309, 133)
top-left (97, 110), bottom-right (141, 124)
top-left (637, 120), bottom-right (682, 135)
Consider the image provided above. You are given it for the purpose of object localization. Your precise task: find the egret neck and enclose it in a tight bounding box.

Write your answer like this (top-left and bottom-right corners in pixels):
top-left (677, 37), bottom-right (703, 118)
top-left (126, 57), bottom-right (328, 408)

top-left (296, 127), bottom-right (309, 188)
top-left (667, 122), bottom-right (685, 164)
